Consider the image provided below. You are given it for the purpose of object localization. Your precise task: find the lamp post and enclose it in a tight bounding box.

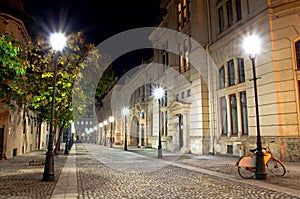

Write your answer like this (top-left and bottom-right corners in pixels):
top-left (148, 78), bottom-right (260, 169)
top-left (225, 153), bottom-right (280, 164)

top-left (243, 34), bottom-right (266, 180)
top-left (109, 116), bottom-right (114, 148)
top-left (43, 32), bottom-right (67, 182)
top-left (64, 128), bottom-right (69, 155)
top-left (99, 122), bottom-right (103, 145)
top-left (122, 107), bottom-right (129, 151)
top-left (154, 86), bottom-right (164, 159)
top-left (103, 120), bottom-right (108, 146)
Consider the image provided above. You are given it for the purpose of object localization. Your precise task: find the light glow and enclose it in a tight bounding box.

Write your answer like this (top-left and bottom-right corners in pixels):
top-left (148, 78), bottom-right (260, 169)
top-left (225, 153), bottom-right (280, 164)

top-left (153, 86), bottom-right (164, 100)
top-left (243, 35), bottom-right (260, 56)
top-left (122, 107), bottom-right (130, 116)
top-left (50, 32), bottom-right (67, 51)
top-left (109, 116), bottom-right (114, 123)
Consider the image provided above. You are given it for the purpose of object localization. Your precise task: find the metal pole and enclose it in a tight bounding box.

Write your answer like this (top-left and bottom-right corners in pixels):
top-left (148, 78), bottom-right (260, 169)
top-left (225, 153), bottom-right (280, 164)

top-left (100, 127), bottom-right (102, 145)
top-left (104, 125), bottom-right (107, 146)
top-left (124, 115), bottom-right (128, 151)
top-left (250, 57), bottom-right (267, 180)
top-left (157, 98), bottom-right (162, 159)
top-left (64, 129), bottom-right (69, 155)
top-left (43, 53), bottom-right (58, 181)
top-left (110, 122), bottom-right (113, 148)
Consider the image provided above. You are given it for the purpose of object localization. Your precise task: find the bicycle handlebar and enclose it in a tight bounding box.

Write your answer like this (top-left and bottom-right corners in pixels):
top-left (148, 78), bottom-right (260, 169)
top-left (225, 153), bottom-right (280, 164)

top-left (249, 148), bottom-right (267, 153)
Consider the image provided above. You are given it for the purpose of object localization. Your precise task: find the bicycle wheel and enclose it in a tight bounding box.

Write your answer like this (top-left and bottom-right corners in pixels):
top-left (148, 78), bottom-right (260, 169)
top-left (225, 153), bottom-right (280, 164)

top-left (238, 166), bottom-right (255, 179)
top-left (266, 158), bottom-right (286, 176)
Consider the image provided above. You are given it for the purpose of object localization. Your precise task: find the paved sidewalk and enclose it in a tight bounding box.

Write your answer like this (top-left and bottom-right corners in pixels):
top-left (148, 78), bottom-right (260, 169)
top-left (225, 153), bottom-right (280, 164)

top-left (51, 149), bottom-right (77, 199)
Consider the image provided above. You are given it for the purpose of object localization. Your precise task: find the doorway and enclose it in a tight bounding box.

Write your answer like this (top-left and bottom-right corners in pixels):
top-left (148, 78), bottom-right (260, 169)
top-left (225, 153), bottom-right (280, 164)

top-left (130, 116), bottom-right (139, 146)
top-left (178, 114), bottom-right (183, 149)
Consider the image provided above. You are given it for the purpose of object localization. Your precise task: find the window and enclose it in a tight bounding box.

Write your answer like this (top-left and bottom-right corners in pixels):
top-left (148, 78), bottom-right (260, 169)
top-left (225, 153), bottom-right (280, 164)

top-left (187, 89), bottom-right (191, 97)
top-left (217, 0), bottom-right (242, 33)
top-left (164, 112), bottom-right (168, 136)
top-left (240, 91), bottom-right (248, 135)
top-left (184, 39), bottom-right (190, 71)
top-left (162, 42), bottom-right (169, 67)
top-left (219, 66), bottom-right (225, 89)
top-left (228, 59), bottom-right (235, 86)
top-left (237, 58), bottom-right (245, 83)
top-left (163, 90), bottom-right (168, 107)
top-left (296, 40), bottom-right (300, 69)
top-left (236, 0), bottom-right (242, 21)
top-left (177, 0), bottom-right (191, 31)
top-left (227, 0), bottom-right (233, 27)
top-left (230, 94), bottom-right (238, 135)
top-left (161, 110), bottom-right (164, 136)
top-left (181, 91), bottom-right (185, 98)
top-left (179, 43), bottom-right (184, 73)
top-left (218, 6), bottom-right (224, 32)
top-left (220, 96), bottom-right (227, 135)
top-left (178, 39), bottom-right (190, 73)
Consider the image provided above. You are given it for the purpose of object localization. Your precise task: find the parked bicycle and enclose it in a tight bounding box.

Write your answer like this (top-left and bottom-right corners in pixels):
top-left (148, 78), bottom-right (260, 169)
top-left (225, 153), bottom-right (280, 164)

top-left (236, 141), bottom-right (286, 179)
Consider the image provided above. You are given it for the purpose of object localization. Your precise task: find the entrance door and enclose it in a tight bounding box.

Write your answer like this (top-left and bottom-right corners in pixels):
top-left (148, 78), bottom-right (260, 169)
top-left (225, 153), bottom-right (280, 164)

top-left (178, 114), bottom-right (183, 149)
top-left (130, 117), bottom-right (139, 146)
top-left (141, 124), bottom-right (145, 147)
top-left (0, 127), bottom-right (4, 160)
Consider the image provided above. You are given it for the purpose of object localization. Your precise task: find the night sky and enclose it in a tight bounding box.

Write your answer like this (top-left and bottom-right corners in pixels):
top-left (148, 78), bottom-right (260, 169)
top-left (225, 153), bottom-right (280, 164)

top-left (22, 0), bottom-right (162, 76)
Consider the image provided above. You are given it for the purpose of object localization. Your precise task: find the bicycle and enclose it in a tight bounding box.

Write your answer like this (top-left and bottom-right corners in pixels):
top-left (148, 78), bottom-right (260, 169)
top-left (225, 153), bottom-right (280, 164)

top-left (236, 141), bottom-right (286, 179)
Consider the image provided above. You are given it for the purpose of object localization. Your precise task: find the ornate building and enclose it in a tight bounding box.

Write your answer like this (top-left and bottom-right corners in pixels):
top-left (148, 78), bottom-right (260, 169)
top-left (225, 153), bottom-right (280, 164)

top-left (99, 0), bottom-right (300, 161)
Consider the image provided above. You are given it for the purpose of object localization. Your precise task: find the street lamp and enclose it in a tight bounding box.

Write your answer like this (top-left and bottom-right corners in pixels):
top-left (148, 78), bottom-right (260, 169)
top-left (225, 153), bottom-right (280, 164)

top-left (103, 120), bottom-right (108, 146)
top-left (154, 86), bottom-right (164, 159)
top-left (99, 122), bottom-right (103, 145)
top-left (122, 107), bottom-right (130, 151)
top-left (109, 116), bottom-right (114, 148)
top-left (243, 34), bottom-right (266, 180)
top-left (43, 32), bottom-right (67, 182)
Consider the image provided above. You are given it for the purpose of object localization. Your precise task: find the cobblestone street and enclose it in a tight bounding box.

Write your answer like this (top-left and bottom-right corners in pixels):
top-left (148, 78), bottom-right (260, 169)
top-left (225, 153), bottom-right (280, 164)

top-left (0, 143), bottom-right (300, 198)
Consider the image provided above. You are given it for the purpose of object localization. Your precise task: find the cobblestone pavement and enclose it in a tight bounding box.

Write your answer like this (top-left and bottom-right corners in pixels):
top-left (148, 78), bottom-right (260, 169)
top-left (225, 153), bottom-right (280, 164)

top-left (0, 143), bottom-right (300, 199)
top-left (77, 144), bottom-right (300, 199)
top-left (128, 146), bottom-right (300, 191)
top-left (0, 149), bottom-right (67, 199)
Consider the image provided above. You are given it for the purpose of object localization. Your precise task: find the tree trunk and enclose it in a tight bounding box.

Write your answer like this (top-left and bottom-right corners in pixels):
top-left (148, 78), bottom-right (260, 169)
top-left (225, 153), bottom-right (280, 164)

top-left (54, 121), bottom-right (65, 155)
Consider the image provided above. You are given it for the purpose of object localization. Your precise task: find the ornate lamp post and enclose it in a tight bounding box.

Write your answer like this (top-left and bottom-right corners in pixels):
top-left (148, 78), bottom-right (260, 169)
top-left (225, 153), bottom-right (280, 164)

top-left (43, 32), bottom-right (67, 182)
top-left (243, 34), bottom-right (266, 180)
top-left (99, 122), bottom-right (103, 145)
top-left (122, 107), bottom-right (129, 151)
top-left (109, 116), bottom-right (114, 148)
top-left (103, 120), bottom-right (108, 146)
top-left (153, 86), bottom-right (164, 159)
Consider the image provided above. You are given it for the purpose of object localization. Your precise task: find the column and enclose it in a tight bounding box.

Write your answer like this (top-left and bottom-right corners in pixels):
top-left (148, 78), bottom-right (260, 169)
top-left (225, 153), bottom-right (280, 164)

top-left (181, 113), bottom-right (190, 153)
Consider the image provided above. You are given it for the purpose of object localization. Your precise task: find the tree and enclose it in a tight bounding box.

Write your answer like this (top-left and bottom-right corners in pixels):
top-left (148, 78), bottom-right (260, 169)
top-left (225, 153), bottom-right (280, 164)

top-left (23, 31), bottom-right (103, 154)
top-left (1, 31), bottom-right (115, 154)
top-left (0, 33), bottom-right (27, 106)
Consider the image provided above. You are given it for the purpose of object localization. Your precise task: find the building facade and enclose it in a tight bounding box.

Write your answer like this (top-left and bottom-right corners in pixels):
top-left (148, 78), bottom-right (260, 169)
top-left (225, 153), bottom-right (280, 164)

top-left (98, 0), bottom-right (300, 161)
top-left (0, 0), bottom-right (47, 159)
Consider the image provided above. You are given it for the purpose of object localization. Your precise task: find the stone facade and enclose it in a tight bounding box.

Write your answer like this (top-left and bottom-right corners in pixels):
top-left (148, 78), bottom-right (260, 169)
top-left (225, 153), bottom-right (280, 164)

top-left (98, 0), bottom-right (300, 161)
top-left (0, 0), bottom-right (47, 160)
top-left (207, 0), bottom-right (300, 161)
